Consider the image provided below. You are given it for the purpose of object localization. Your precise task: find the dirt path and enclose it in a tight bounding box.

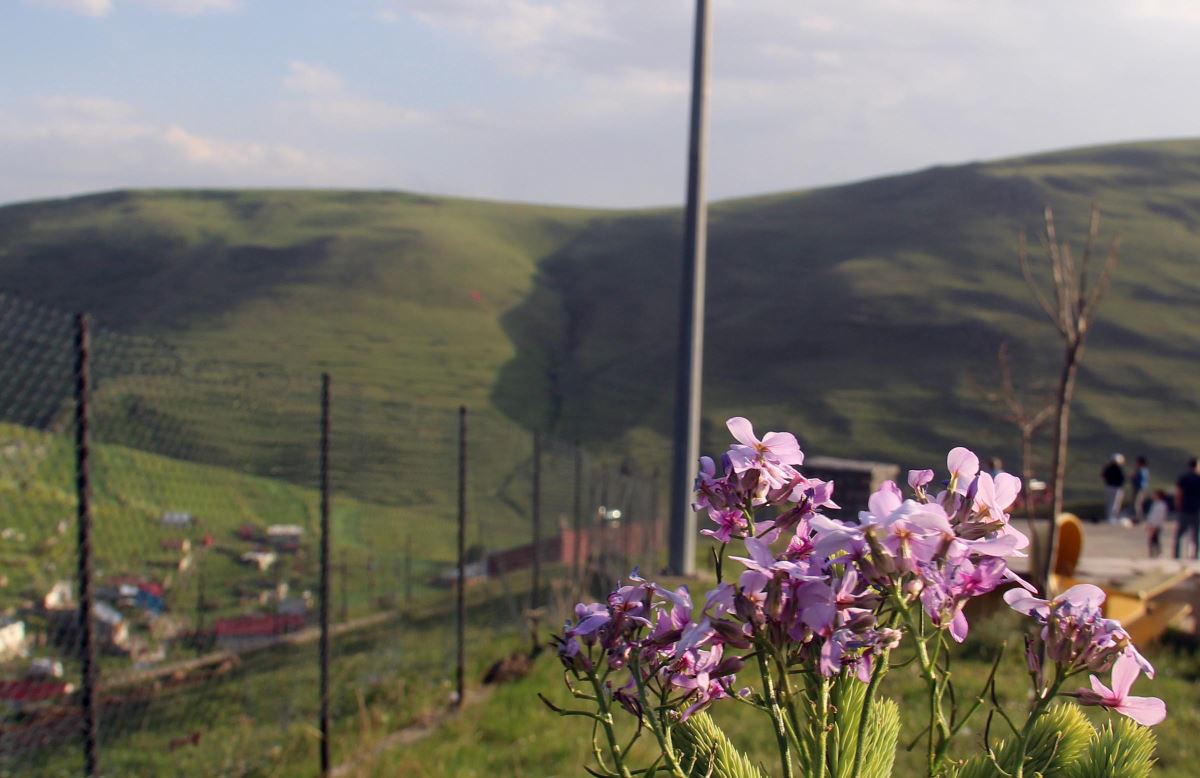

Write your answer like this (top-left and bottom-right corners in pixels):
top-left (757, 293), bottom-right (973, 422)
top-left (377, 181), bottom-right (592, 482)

top-left (329, 686), bottom-right (494, 777)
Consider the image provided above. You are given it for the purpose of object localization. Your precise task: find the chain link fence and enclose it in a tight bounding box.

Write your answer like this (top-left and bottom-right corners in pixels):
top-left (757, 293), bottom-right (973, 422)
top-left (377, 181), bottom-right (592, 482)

top-left (0, 291), bottom-right (662, 776)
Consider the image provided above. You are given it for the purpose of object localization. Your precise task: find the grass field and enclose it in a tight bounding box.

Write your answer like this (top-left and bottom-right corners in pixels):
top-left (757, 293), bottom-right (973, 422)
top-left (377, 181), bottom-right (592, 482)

top-left (1, 138), bottom-right (1197, 503)
top-left (366, 612), bottom-right (1200, 777)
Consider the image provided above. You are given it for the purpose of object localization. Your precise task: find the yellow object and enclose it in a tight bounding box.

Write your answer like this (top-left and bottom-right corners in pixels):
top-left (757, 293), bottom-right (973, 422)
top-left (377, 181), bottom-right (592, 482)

top-left (1047, 512), bottom-right (1192, 643)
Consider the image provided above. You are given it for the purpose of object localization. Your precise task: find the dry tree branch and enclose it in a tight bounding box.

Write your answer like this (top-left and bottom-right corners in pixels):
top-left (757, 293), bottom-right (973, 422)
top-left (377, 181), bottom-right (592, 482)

top-left (1017, 233), bottom-right (1062, 333)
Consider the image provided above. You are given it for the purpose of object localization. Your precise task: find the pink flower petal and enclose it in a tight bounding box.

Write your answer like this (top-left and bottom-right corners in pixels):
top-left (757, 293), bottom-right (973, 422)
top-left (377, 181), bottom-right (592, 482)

top-left (1110, 651), bottom-right (1141, 699)
top-left (947, 447), bottom-right (980, 480)
top-left (1116, 696), bottom-right (1167, 727)
top-left (726, 417), bottom-right (758, 448)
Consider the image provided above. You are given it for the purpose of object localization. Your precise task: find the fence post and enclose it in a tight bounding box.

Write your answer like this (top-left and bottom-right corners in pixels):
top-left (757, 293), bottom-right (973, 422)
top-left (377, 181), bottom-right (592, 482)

top-left (340, 551), bottom-right (349, 624)
top-left (456, 405), bottom-right (468, 707)
top-left (531, 432), bottom-right (542, 610)
top-left (367, 554), bottom-right (375, 611)
top-left (318, 373), bottom-right (332, 775)
top-left (572, 442), bottom-right (582, 584)
top-left (404, 533), bottom-right (413, 606)
top-left (73, 313), bottom-right (99, 778)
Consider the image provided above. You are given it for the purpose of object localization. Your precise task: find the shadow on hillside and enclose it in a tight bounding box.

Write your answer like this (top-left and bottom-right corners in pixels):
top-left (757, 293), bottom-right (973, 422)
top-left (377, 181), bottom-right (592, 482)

top-left (489, 165), bottom-right (1053, 463)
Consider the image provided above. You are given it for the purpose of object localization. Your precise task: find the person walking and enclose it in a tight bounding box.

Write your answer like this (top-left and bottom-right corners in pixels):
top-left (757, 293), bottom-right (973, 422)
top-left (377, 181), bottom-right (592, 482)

top-left (1174, 457), bottom-right (1200, 560)
top-left (1101, 453), bottom-right (1126, 524)
top-left (1131, 456), bottom-right (1150, 523)
top-left (1146, 489), bottom-right (1169, 558)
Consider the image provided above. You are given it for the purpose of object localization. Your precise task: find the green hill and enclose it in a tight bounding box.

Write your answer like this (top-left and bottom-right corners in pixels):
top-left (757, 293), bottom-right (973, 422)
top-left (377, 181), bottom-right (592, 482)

top-left (1, 138), bottom-right (1198, 499)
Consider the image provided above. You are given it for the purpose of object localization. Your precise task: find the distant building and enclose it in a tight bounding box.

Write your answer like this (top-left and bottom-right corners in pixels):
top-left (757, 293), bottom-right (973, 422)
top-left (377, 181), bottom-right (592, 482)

top-left (0, 620), bottom-right (27, 662)
top-left (0, 680), bottom-right (74, 713)
top-left (160, 538), bottom-right (191, 554)
top-left (43, 581), bottom-right (73, 611)
top-left (93, 602), bottom-right (129, 653)
top-left (241, 550), bottom-right (277, 572)
top-left (266, 525), bottom-right (304, 553)
top-left (802, 456), bottom-right (900, 521)
top-left (161, 511), bottom-right (193, 528)
top-left (214, 613), bottom-right (305, 653)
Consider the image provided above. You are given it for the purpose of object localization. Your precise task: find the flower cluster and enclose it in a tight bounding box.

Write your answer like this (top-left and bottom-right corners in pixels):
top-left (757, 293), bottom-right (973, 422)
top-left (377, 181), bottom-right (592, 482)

top-left (552, 416), bottom-right (1165, 778)
top-left (1006, 583), bottom-right (1165, 725)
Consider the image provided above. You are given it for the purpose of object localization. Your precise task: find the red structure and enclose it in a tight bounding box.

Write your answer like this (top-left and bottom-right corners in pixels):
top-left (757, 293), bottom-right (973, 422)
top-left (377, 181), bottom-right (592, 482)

top-left (485, 518), bottom-right (664, 577)
top-left (213, 613), bottom-right (305, 639)
top-left (0, 680), bottom-right (74, 704)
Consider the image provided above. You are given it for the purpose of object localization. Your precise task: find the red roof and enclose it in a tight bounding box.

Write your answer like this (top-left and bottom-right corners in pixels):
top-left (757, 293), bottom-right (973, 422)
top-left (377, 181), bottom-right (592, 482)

top-left (214, 613), bottom-right (305, 638)
top-left (0, 680), bottom-right (73, 702)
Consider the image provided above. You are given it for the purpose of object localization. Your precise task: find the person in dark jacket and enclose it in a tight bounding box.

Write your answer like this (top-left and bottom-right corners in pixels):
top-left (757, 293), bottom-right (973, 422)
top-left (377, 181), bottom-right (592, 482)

top-left (1102, 453), bottom-right (1126, 524)
top-left (1131, 456), bottom-right (1150, 523)
top-left (1174, 458), bottom-right (1200, 560)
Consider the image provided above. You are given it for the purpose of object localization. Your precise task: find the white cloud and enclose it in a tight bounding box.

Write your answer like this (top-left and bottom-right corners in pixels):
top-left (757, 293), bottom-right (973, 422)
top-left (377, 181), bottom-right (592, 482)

top-left (25, 0), bottom-right (113, 16)
top-left (25, 0), bottom-right (235, 16)
top-left (281, 60), bottom-right (429, 132)
top-left (283, 61), bottom-right (344, 94)
top-left (0, 95), bottom-right (335, 202)
top-left (135, 0), bottom-right (237, 15)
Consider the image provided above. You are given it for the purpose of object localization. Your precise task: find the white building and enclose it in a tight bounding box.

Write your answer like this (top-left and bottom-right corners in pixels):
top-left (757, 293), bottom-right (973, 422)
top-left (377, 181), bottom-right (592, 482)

top-left (0, 621), bottom-right (26, 662)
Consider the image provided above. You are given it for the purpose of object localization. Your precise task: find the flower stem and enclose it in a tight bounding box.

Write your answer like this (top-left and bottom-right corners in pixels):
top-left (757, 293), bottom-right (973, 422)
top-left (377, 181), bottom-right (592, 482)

top-left (756, 647), bottom-right (796, 778)
top-left (586, 670), bottom-right (635, 778)
top-left (851, 649), bottom-right (890, 778)
top-left (630, 659), bottom-right (688, 778)
top-left (814, 676), bottom-right (830, 778)
top-left (1010, 672), bottom-right (1065, 778)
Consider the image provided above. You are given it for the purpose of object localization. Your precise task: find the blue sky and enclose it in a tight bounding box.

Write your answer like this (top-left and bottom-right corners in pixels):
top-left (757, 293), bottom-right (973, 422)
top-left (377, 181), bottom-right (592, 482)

top-left (4, 0), bottom-right (1200, 207)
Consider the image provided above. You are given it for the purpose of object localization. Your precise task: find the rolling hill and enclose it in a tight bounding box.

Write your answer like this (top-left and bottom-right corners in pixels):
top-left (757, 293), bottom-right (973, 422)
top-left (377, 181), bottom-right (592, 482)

top-left (1, 138), bottom-right (1198, 501)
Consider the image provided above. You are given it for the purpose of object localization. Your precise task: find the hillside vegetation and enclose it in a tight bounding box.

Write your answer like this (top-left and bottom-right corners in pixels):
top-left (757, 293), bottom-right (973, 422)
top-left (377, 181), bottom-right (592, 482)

top-left (1, 139), bottom-right (1198, 498)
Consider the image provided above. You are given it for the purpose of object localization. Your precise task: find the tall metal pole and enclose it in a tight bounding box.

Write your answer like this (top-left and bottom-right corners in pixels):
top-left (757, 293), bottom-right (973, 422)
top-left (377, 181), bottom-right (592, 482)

top-left (531, 432), bottom-right (542, 609)
top-left (318, 373), bottom-right (332, 775)
top-left (572, 442), bottom-right (583, 583)
top-left (455, 405), bottom-right (468, 707)
top-left (74, 313), bottom-right (99, 777)
top-left (668, 0), bottom-right (711, 576)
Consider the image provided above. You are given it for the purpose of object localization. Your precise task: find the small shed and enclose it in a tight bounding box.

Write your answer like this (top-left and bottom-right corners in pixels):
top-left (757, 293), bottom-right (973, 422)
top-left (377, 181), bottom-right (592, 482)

top-left (803, 456), bottom-right (900, 521)
top-left (0, 620), bottom-right (27, 662)
top-left (161, 511), bottom-right (193, 528)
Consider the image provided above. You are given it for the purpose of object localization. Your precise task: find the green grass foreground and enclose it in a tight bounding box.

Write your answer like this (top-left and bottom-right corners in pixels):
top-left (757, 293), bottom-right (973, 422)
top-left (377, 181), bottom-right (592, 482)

top-left (367, 617), bottom-right (1200, 777)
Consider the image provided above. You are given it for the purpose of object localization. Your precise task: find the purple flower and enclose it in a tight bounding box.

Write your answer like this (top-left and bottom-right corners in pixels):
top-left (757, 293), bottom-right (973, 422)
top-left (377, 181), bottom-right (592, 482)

top-left (1074, 650), bottom-right (1166, 726)
top-left (918, 556), bottom-right (1006, 642)
top-left (1006, 584), bottom-right (1153, 675)
top-left (728, 536), bottom-right (822, 582)
top-left (701, 507), bottom-right (750, 543)
top-left (724, 417), bottom-right (805, 495)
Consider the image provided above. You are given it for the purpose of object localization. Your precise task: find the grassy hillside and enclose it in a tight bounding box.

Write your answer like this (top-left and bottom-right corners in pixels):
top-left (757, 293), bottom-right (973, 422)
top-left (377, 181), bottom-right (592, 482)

top-left (1, 138), bottom-right (1198, 500)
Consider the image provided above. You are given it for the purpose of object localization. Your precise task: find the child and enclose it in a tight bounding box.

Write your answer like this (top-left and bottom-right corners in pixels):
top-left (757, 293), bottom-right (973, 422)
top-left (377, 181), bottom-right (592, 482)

top-left (1146, 489), bottom-right (1169, 558)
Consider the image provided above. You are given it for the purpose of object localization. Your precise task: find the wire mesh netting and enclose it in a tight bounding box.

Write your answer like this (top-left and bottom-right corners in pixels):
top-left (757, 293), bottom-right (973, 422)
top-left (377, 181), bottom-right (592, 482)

top-left (0, 291), bottom-right (664, 776)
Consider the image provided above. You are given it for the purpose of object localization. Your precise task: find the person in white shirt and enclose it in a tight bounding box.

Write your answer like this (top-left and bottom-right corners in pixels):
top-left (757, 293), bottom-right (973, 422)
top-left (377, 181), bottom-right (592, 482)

top-left (1146, 489), bottom-right (1169, 558)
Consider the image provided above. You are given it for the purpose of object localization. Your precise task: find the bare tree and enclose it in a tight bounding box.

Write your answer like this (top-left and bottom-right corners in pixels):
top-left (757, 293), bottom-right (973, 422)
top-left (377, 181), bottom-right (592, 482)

top-left (1018, 204), bottom-right (1119, 590)
top-left (986, 341), bottom-right (1055, 587)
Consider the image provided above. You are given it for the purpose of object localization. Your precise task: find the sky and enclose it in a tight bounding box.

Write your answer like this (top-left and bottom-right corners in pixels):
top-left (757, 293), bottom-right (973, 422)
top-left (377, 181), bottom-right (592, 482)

top-left (3, 0), bottom-right (1200, 208)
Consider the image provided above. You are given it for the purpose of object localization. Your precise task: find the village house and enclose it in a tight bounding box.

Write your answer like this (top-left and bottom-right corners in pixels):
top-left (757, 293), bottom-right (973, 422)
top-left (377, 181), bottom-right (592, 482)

top-left (0, 679), bottom-right (74, 714)
top-left (160, 511), bottom-right (193, 528)
top-left (0, 619), bottom-right (26, 662)
top-left (266, 524), bottom-right (304, 553)
top-left (213, 613), bottom-right (305, 653)
top-left (241, 550), bottom-right (277, 572)
top-left (160, 538), bottom-right (191, 554)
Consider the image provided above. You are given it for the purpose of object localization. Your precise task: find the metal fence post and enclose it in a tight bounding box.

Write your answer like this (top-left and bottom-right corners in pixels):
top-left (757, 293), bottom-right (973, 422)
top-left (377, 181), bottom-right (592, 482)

top-left (318, 373), bottom-right (332, 775)
top-left (73, 313), bottom-right (99, 777)
top-left (531, 431), bottom-right (542, 610)
top-left (455, 405), bottom-right (468, 708)
top-left (404, 533), bottom-right (413, 606)
top-left (572, 442), bottom-right (583, 584)
top-left (340, 550), bottom-right (349, 624)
